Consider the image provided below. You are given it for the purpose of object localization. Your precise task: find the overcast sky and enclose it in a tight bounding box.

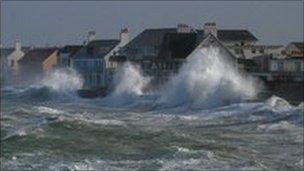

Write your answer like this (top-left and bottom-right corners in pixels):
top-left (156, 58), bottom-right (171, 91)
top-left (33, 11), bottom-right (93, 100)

top-left (1, 1), bottom-right (303, 47)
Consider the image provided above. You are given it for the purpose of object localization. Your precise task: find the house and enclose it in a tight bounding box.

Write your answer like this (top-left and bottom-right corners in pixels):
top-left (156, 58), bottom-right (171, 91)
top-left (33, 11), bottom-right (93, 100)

top-left (71, 29), bottom-right (129, 89)
top-left (1, 47), bottom-right (14, 84)
top-left (112, 23), bottom-right (238, 88)
top-left (18, 48), bottom-right (59, 83)
top-left (57, 45), bottom-right (82, 67)
top-left (119, 22), bottom-right (257, 60)
top-left (6, 42), bottom-right (31, 75)
top-left (269, 56), bottom-right (304, 81)
top-left (1, 42), bottom-right (30, 84)
top-left (284, 42), bottom-right (304, 57)
top-left (231, 45), bottom-right (284, 59)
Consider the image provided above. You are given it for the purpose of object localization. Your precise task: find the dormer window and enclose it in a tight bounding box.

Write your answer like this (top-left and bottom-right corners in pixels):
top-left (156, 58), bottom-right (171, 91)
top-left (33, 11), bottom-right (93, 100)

top-left (259, 49), bottom-right (264, 54)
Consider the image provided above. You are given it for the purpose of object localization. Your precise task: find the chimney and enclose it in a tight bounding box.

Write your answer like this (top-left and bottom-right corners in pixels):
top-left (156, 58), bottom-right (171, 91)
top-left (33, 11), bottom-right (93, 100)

top-left (15, 41), bottom-right (21, 51)
top-left (204, 22), bottom-right (217, 37)
top-left (177, 24), bottom-right (191, 33)
top-left (120, 27), bottom-right (129, 46)
top-left (88, 31), bottom-right (96, 43)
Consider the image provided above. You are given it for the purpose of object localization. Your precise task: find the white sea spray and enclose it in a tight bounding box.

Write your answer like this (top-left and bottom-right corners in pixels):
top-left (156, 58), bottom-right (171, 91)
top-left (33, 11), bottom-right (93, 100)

top-left (41, 68), bottom-right (84, 92)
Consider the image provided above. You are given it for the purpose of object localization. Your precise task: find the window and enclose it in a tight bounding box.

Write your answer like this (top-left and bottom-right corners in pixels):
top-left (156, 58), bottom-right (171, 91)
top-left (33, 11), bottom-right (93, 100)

top-left (295, 62), bottom-right (301, 72)
top-left (10, 60), bottom-right (14, 67)
top-left (252, 49), bottom-right (256, 54)
top-left (241, 42), bottom-right (245, 46)
top-left (278, 62), bottom-right (284, 71)
top-left (259, 49), bottom-right (264, 54)
top-left (234, 49), bottom-right (241, 54)
top-left (97, 74), bottom-right (101, 84)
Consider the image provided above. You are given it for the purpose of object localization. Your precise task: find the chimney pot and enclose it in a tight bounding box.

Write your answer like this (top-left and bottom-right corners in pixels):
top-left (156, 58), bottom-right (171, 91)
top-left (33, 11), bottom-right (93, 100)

top-left (204, 22), bottom-right (217, 37)
top-left (120, 27), bottom-right (130, 46)
top-left (177, 24), bottom-right (191, 33)
top-left (15, 41), bottom-right (21, 51)
top-left (88, 31), bottom-right (96, 43)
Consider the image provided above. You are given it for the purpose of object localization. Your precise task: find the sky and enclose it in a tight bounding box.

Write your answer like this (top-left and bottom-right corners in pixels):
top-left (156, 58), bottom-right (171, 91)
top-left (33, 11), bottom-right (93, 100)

top-left (1, 1), bottom-right (303, 47)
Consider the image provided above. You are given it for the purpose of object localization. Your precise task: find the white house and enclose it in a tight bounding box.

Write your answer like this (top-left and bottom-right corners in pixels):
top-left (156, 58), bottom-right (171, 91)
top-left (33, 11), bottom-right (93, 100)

top-left (6, 41), bottom-right (26, 75)
top-left (284, 42), bottom-right (304, 57)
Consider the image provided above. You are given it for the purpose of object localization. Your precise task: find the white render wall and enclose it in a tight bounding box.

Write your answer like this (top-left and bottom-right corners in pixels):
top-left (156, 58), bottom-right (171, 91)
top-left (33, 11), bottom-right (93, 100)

top-left (270, 59), bottom-right (304, 72)
top-left (7, 48), bottom-right (25, 74)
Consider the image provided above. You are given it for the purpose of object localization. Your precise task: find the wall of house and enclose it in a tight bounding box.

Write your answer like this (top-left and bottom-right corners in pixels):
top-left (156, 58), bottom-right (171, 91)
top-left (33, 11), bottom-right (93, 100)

top-left (18, 62), bottom-right (44, 85)
top-left (226, 45), bottom-right (284, 59)
top-left (71, 58), bottom-right (103, 89)
top-left (43, 51), bottom-right (58, 73)
top-left (285, 44), bottom-right (304, 57)
top-left (222, 40), bottom-right (256, 47)
top-left (270, 59), bottom-right (304, 72)
top-left (7, 49), bottom-right (25, 74)
top-left (58, 53), bottom-right (71, 67)
top-left (103, 35), bottom-right (130, 87)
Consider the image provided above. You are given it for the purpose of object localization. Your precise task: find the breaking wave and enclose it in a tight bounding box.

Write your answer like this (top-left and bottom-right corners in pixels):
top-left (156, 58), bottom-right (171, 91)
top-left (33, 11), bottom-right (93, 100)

top-left (41, 68), bottom-right (84, 92)
top-left (103, 47), bottom-right (258, 109)
top-left (157, 48), bottom-right (257, 109)
top-left (103, 62), bottom-right (151, 106)
top-left (1, 68), bottom-right (83, 101)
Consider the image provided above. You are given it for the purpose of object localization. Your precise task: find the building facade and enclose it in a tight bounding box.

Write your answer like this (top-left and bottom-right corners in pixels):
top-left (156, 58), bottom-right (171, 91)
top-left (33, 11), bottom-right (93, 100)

top-left (57, 45), bottom-right (82, 68)
top-left (284, 42), bottom-right (304, 57)
top-left (71, 29), bottom-right (129, 89)
top-left (18, 48), bottom-right (59, 84)
top-left (269, 57), bottom-right (304, 81)
top-left (111, 23), bottom-right (239, 89)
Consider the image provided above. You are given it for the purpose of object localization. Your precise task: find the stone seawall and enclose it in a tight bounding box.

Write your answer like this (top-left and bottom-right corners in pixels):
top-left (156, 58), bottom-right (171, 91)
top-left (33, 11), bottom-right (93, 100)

top-left (263, 81), bottom-right (304, 105)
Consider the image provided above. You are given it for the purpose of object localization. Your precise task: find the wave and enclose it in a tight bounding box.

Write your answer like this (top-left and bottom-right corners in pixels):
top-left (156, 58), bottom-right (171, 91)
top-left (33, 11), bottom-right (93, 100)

top-left (156, 48), bottom-right (257, 109)
top-left (101, 48), bottom-right (258, 110)
top-left (1, 68), bottom-right (83, 102)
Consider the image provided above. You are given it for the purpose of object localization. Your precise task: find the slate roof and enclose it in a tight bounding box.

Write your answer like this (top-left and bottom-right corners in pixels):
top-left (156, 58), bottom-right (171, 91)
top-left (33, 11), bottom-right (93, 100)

top-left (123, 28), bottom-right (177, 49)
top-left (18, 48), bottom-right (58, 64)
top-left (196, 29), bottom-right (258, 42)
top-left (109, 55), bottom-right (127, 62)
top-left (124, 28), bottom-right (257, 50)
top-left (0, 48), bottom-right (14, 58)
top-left (291, 42), bottom-right (304, 50)
top-left (73, 40), bottom-right (120, 59)
top-left (159, 32), bottom-right (198, 59)
top-left (0, 47), bottom-right (31, 58)
top-left (121, 27), bottom-right (257, 60)
top-left (60, 45), bottom-right (82, 57)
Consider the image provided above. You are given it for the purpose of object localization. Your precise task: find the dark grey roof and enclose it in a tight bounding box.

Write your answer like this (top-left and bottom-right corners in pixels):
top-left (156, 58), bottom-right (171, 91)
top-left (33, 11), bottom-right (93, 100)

top-left (159, 32), bottom-right (198, 59)
top-left (1, 47), bottom-right (31, 59)
top-left (21, 47), bottom-right (31, 54)
top-left (109, 55), bottom-right (127, 62)
top-left (123, 28), bottom-right (177, 49)
top-left (197, 29), bottom-right (258, 42)
top-left (125, 28), bottom-right (257, 49)
top-left (73, 40), bottom-right (120, 59)
top-left (291, 42), bottom-right (304, 50)
top-left (60, 45), bottom-right (82, 57)
top-left (18, 48), bottom-right (58, 64)
top-left (0, 48), bottom-right (14, 58)
top-left (121, 27), bottom-right (257, 59)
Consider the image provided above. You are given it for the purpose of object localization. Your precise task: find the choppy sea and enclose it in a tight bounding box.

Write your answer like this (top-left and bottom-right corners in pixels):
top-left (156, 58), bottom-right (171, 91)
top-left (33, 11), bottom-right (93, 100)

top-left (1, 48), bottom-right (303, 170)
top-left (1, 85), bottom-right (303, 170)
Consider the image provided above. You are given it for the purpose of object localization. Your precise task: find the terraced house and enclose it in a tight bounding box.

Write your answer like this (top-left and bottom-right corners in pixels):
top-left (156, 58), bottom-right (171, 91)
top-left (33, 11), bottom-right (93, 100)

top-left (71, 29), bottom-right (129, 89)
top-left (110, 22), bottom-right (257, 88)
top-left (18, 47), bottom-right (59, 84)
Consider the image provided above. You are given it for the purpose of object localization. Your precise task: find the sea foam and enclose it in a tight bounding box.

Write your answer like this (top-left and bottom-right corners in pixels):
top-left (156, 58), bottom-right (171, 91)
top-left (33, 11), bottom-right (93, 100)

top-left (157, 47), bottom-right (257, 109)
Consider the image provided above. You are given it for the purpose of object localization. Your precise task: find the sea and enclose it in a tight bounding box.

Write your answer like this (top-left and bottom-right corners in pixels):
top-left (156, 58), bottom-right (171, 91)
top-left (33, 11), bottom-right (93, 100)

top-left (1, 48), bottom-right (303, 170)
